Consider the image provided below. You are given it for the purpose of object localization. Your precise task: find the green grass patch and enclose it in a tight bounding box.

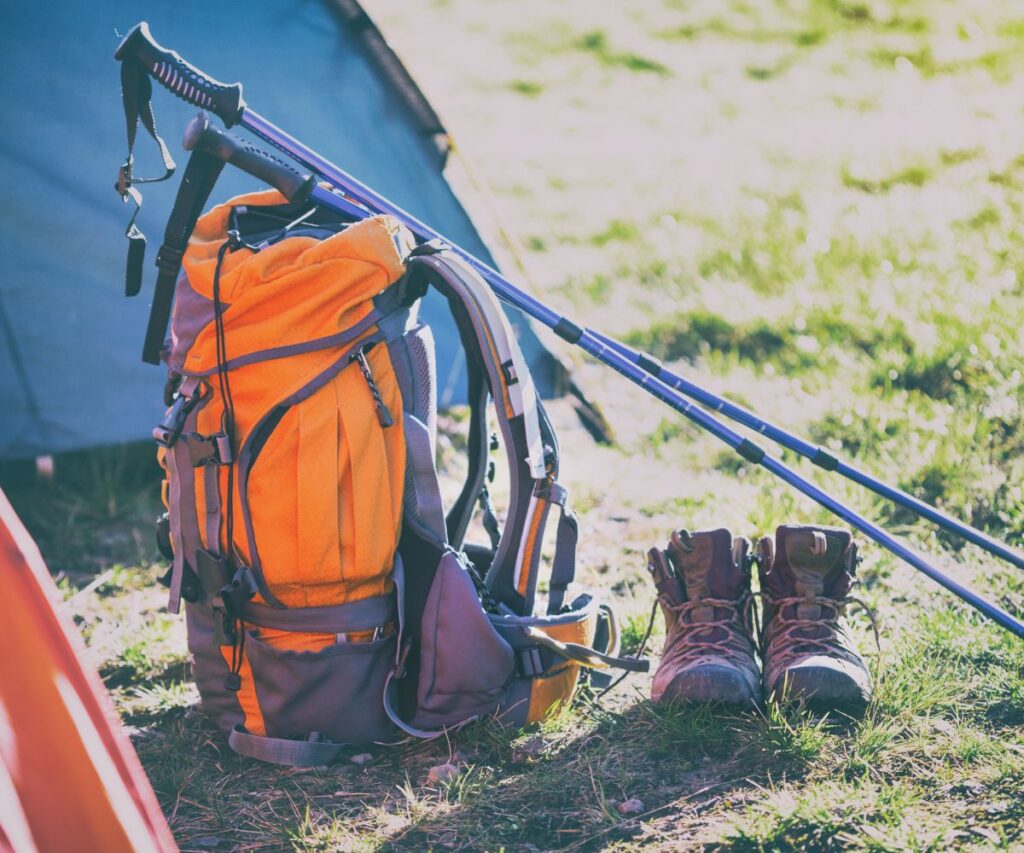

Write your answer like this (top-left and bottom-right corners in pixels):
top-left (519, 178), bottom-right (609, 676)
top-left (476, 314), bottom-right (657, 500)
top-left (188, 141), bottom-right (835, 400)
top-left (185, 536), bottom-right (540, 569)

top-left (508, 78), bottom-right (543, 97)
top-left (573, 29), bottom-right (672, 76)
top-left (842, 162), bottom-right (934, 193)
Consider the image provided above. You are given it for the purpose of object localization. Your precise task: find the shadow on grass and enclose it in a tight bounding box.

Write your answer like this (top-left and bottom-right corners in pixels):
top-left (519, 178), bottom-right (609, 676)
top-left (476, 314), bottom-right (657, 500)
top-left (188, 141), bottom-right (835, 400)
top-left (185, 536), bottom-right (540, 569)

top-left (126, 598), bottom-right (1024, 851)
top-left (135, 692), bottom-right (839, 851)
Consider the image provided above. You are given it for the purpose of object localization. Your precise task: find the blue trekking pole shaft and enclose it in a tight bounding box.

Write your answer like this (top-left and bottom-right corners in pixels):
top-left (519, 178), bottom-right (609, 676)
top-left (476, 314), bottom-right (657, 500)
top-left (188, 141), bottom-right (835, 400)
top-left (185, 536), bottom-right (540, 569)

top-left (591, 332), bottom-right (1024, 570)
top-left (206, 119), bottom-right (1024, 640)
top-left (249, 106), bottom-right (1024, 573)
top-left (123, 26), bottom-right (1024, 638)
top-left (577, 338), bottom-right (1024, 640)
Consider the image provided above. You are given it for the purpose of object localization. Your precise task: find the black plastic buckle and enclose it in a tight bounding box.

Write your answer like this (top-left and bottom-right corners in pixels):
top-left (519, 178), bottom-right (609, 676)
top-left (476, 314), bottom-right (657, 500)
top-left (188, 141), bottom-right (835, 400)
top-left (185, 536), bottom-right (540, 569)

top-left (154, 390), bottom-right (202, 448)
top-left (210, 565), bottom-right (257, 647)
top-left (154, 243), bottom-right (184, 274)
top-left (516, 646), bottom-right (545, 679)
top-left (158, 559), bottom-right (200, 604)
top-left (501, 359), bottom-right (518, 386)
top-left (219, 566), bottom-right (258, 619)
top-left (155, 513), bottom-right (173, 560)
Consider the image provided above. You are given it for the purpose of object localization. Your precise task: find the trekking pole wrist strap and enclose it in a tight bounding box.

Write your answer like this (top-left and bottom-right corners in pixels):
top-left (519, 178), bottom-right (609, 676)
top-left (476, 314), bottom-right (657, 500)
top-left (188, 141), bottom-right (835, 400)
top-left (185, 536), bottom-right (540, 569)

top-left (115, 22), bottom-right (246, 126)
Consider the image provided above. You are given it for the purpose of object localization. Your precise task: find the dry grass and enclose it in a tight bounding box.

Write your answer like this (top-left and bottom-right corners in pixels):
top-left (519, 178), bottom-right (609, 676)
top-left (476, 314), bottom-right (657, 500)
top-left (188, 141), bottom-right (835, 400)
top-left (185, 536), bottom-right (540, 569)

top-left (4, 0), bottom-right (1024, 849)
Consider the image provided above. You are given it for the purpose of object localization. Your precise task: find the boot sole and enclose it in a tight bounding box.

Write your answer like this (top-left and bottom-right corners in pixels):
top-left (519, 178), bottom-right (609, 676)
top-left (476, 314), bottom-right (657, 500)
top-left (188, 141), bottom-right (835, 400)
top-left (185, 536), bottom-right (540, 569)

top-left (656, 664), bottom-right (761, 710)
top-left (766, 664), bottom-right (871, 718)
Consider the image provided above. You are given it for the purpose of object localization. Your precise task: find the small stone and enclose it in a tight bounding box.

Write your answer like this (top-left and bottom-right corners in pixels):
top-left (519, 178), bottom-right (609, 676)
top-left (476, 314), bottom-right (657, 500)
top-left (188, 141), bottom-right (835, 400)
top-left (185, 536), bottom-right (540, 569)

top-left (617, 798), bottom-right (645, 817)
top-left (512, 735), bottom-right (545, 763)
top-left (427, 762), bottom-right (459, 784)
top-left (350, 752), bottom-right (374, 766)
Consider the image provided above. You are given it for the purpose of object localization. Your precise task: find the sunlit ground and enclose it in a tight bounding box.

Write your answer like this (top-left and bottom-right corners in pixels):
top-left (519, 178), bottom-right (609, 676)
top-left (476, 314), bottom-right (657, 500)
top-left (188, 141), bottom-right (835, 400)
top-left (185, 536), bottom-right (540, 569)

top-left (5, 0), bottom-right (1024, 848)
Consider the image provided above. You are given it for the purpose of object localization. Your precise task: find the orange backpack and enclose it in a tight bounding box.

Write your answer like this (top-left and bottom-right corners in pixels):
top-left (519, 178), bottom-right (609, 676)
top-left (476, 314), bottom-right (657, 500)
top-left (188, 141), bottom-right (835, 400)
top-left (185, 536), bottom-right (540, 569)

top-left (155, 190), bottom-right (644, 765)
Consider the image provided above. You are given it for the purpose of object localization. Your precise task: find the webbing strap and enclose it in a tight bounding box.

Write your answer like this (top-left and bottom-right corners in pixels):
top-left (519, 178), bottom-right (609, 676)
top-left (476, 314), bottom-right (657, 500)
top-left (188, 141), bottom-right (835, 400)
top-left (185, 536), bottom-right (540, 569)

top-left (228, 726), bottom-right (349, 767)
top-left (140, 150), bottom-right (225, 364)
top-left (522, 626), bottom-right (648, 673)
top-left (203, 464), bottom-right (220, 553)
top-left (547, 504), bottom-right (579, 615)
top-left (241, 594), bottom-right (393, 633)
top-left (403, 413), bottom-right (447, 541)
top-left (116, 56), bottom-right (175, 298)
top-left (166, 440), bottom-right (188, 614)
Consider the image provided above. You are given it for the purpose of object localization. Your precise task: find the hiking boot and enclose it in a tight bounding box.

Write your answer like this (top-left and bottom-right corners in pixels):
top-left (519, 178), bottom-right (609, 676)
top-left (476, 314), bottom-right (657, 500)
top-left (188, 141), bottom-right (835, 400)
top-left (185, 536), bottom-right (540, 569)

top-left (758, 525), bottom-right (872, 715)
top-left (647, 528), bottom-right (760, 708)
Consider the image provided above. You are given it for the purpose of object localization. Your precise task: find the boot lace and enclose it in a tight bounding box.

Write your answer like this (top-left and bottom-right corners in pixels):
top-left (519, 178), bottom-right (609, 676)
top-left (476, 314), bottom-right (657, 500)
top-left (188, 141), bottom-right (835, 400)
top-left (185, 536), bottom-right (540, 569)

top-left (759, 593), bottom-right (880, 673)
top-left (661, 592), bottom-right (756, 668)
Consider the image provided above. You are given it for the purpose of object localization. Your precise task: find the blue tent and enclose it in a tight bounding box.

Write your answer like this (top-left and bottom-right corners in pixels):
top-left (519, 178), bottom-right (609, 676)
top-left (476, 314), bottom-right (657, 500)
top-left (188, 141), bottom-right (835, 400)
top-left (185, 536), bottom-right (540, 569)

top-left (0, 1), bottom-right (564, 461)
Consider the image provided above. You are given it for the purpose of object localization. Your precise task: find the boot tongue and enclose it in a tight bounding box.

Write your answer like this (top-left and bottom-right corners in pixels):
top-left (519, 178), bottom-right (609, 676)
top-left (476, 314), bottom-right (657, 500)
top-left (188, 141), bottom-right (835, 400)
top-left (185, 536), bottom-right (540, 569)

top-left (775, 525), bottom-right (852, 621)
top-left (668, 529), bottom-right (743, 623)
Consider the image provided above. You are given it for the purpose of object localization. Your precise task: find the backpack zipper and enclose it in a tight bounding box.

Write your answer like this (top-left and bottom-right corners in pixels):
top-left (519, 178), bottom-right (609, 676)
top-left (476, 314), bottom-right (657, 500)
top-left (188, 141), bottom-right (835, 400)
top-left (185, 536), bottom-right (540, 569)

top-left (353, 345), bottom-right (394, 428)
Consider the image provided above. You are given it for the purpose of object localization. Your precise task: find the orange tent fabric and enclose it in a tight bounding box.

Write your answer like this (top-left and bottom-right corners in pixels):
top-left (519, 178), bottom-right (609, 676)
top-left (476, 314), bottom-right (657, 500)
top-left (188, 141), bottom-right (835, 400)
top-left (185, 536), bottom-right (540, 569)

top-left (0, 489), bottom-right (177, 852)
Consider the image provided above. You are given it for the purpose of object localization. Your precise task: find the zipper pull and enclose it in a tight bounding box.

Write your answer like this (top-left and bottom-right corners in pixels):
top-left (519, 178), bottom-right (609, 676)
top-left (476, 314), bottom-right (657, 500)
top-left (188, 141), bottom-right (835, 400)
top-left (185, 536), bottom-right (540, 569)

top-left (354, 346), bottom-right (394, 428)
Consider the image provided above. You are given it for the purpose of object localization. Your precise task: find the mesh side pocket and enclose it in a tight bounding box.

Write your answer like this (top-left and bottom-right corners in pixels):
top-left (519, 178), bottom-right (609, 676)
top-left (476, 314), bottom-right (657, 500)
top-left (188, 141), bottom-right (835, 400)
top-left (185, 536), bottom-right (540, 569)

top-left (245, 631), bottom-right (396, 745)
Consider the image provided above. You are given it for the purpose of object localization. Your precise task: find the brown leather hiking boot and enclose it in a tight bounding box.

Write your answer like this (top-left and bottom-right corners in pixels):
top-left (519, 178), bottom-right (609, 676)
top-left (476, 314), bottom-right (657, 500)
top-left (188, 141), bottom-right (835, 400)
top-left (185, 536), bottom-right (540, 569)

top-left (758, 525), bottom-right (872, 714)
top-left (647, 528), bottom-right (760, 708)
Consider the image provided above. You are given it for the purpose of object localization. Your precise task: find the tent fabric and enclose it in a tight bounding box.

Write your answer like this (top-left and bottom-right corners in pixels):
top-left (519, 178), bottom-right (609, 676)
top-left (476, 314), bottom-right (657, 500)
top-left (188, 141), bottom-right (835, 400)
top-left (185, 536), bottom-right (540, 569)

top-left (0, 488), bottom-right (177, 852)
top-left (0, 1), bottom-right (563, 461)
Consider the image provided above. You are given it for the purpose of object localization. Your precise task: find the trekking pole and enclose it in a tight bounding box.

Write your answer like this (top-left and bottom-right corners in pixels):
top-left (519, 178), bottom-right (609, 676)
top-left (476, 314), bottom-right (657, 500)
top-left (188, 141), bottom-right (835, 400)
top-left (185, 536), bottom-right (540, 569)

top-left (589, 333), bottom-right (1024, 570)
top-left (116, 25), bottom-right (1024, 640)
top-left (175, 116), bottom-right (1024, 642)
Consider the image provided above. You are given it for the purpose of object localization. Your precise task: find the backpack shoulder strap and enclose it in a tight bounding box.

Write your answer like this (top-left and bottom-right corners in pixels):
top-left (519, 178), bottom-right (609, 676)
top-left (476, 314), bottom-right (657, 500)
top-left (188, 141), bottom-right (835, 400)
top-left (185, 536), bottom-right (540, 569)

top-left (407, 247), bottom-right (571, 616)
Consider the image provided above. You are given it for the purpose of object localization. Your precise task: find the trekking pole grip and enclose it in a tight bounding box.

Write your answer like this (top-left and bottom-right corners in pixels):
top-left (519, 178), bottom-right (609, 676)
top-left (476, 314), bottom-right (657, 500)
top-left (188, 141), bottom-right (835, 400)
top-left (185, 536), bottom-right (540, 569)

top-left (183, 112), bottom-right (315, 202)
top-left (115, 22), bottom-right (246, 127)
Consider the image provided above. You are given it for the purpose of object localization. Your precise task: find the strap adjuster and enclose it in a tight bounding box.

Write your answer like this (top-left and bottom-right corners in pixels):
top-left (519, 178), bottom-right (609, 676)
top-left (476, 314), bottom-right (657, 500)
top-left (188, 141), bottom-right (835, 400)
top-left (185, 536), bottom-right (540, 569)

top-left (501, 359), bottom-right (518, 386)
top-left (155, 243), bottom-right (185, 273)
top-left (185, 431), bottom-right (234, 466)
top-left (516, 646), bottom-right (545, 678)
top-left (219, 566), bottom-right (258, 619)
top-left (116, 159), bottom-right (133, 199)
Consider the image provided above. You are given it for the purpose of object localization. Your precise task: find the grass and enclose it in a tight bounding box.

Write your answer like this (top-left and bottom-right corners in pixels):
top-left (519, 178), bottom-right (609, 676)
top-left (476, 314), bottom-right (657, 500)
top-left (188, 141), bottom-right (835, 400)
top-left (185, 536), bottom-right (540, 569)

top-left (4, 0), bottom-right (1024, 849)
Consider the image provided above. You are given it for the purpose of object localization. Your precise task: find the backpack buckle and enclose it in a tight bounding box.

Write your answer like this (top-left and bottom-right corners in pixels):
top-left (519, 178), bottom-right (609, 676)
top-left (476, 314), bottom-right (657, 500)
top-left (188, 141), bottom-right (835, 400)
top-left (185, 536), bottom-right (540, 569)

top-left (154, 385), bottom-right (206, 448)
top-left (219, 566), bottom-right (258, 619)
top-left (185, 431), bottom-right (234, 466)
top-left (516, 646), bottom-right (545, 678)
top-left (154, 243), bottom-right (185, 274)
top-left (211, 565), bottom-right (258, 646)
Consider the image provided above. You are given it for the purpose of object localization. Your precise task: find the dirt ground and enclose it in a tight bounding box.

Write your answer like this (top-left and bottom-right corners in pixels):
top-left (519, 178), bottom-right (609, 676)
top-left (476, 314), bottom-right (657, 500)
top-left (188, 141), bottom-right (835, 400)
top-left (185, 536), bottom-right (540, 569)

top-left (6, 0), bottom-right (1024, 849)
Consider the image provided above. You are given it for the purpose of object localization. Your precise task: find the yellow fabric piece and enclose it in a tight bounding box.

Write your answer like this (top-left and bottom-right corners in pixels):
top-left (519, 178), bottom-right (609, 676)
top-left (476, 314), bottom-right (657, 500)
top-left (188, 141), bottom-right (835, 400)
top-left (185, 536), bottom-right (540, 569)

top-left (525, 615), bottom-right (595, 724)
